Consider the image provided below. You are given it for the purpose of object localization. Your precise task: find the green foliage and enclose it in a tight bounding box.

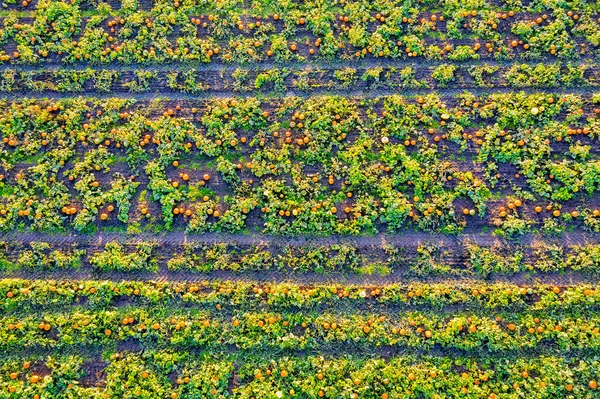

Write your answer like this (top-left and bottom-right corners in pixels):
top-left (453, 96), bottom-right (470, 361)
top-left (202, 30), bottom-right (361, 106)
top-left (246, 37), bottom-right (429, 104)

top-left (431, 64), bottom-right (457, 87)
top-left (89, 242), bottom-right (157, 272)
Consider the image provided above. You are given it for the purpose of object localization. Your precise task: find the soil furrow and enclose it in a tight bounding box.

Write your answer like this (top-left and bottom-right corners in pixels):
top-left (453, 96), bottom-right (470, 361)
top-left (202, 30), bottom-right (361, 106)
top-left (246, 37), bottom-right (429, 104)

top-left (0, 58), bottom-right (596, 72)
top-left (1, 230), bottom-right (597, 247)
top-left (1, 269), bottom-right (597, 285)
top-left (0, 85), bottom-right (599, 101)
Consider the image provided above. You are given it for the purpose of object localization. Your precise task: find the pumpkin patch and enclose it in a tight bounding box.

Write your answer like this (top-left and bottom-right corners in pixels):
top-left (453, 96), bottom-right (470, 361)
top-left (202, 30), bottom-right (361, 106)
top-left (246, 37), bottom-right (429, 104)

top-left (0, 0), bottom-right (599, 397)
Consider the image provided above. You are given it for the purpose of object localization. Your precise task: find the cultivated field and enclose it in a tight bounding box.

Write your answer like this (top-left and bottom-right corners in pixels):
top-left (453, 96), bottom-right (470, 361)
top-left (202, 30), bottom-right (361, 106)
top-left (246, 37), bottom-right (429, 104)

top-left (0, 0), bottom-right (600, 398)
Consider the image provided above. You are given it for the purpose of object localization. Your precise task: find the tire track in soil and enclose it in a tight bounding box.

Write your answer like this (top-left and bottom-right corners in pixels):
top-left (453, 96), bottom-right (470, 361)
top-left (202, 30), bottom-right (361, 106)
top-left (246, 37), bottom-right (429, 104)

top-left (1, 229), bottom-right (597, 247)
top-left (0, 57), bottom-right (596, 72)
top-left (1, 85), bottom-right (599, 101)
top-left (2, 268), bottom-right (599, 286)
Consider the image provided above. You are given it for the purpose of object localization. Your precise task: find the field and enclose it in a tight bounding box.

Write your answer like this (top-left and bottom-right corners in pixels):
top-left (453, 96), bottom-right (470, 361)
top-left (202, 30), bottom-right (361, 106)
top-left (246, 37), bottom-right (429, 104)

top-left (1, 0), bottom-right (600, 398)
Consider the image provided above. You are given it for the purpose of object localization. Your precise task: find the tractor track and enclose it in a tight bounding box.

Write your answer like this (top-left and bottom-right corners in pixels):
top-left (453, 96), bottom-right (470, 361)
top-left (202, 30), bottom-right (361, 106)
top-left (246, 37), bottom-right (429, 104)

top-left (0, 85), bottom-right (599, 101)
top-left (0, 57), bottom-right (597, 72)
top-left (1, 230), bottom-right (597, 248)
top-left (1, 267), bottom-right (599, 286)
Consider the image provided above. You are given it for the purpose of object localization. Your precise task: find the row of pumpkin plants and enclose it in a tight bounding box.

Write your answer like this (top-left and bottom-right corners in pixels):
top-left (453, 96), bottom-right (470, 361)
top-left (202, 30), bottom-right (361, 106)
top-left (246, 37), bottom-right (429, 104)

top-left (0, 0), bottom-right (599, 64)
top-left (2, 240), bottom-right (600, 277)
top-left (0, 62), bottom-right (592, 94)
top-left (2, 278), bottom-right (600, 313)
top-left (3, 288), bottom-right (600, 352)
top-left (1, 351), bottom-right (599, 398)
top-left (0, 93), bottom-right (599, 236)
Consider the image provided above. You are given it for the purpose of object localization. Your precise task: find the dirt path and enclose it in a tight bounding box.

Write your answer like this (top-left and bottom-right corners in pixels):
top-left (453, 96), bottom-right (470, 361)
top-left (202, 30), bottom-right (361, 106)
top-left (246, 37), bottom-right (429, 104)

top-left (1, 230), bottom-right (597, 247)
top-left (0, 57), bottom-right (595, 72)
top-left (2, 267), bottom-right (598, 285)
top-left (1, 85), bottom-right (598, 101)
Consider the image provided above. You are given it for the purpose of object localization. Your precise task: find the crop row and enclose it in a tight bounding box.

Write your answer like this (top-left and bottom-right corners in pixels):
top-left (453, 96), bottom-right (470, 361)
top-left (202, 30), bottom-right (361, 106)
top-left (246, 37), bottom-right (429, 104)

top-left (0, 93), bottom-right (600, 238)
top-left (1, 351), bottom-right (599, 399)
top-left (4, 304), bottom-right (600, 353)
top-left (2, 278), bottom-right (600, 313)
top-left (2, 240), bottom-right (600, 277)
top-left (0, 0), bottom-right (599, 64)
top-left (0, 93), bottom-right (599, 235)
top-left (0, 62), bottom-right (594, 94)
